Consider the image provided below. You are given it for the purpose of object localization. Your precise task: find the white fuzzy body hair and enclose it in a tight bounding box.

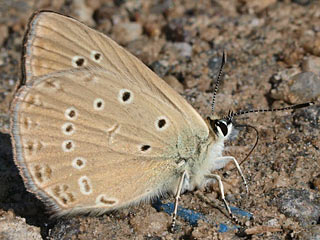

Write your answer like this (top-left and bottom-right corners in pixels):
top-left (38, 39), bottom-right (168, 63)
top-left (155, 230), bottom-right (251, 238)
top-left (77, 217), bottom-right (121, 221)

top-left (181, 122), bottom-right (233, 192)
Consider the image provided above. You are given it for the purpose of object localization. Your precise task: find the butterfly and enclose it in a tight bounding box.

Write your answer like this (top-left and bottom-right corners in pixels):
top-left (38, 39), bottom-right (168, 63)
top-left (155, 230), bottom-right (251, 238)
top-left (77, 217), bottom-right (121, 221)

top-left (10, 10), bottom-right (313, 229)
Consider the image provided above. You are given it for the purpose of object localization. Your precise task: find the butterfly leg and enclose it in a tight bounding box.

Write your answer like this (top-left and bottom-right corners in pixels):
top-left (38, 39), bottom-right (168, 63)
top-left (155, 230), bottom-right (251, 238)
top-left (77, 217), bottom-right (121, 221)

top-left (216, 156), bottom-right (248, 194)
top-left (171, 170), bottom-right (187, 231)
top-left (205, 173), bottom-right (239, 223)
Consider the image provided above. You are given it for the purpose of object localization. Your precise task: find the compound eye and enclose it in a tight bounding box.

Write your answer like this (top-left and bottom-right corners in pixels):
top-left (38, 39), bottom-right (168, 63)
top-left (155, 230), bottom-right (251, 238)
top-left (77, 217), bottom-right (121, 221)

top-left (215, 120), bottom-right (228, 136)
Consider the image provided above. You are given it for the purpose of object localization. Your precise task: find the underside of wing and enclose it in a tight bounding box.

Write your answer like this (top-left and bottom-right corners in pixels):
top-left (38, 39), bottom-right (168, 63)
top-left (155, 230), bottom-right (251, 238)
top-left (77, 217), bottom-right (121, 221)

top-left (11, 11), bottom-right (211, 215)
top-left (21, 11), bottom-right (208, 140)
top-left (10, 68), bottom-right (211, 215)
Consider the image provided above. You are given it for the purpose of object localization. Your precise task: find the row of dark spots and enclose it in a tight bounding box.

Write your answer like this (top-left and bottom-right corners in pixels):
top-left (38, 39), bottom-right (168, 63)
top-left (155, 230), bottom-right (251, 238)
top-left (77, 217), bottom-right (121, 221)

top-left (140, 118), bottom-right (168, 152)
top-left (74, 53), bottom-right (101, 67)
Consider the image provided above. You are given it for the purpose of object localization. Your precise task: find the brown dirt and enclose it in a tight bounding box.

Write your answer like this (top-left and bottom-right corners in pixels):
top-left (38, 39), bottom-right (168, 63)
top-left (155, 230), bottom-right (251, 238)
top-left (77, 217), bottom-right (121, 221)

top-left (0, 0), bottom-right (319, 239)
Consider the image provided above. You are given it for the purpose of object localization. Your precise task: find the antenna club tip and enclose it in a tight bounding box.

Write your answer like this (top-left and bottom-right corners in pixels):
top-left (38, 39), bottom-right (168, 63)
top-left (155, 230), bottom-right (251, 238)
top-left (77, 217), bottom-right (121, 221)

top-left (222, 51), bottom-right (227, 63)
top-left (293, 101), bottom-right (315, 109)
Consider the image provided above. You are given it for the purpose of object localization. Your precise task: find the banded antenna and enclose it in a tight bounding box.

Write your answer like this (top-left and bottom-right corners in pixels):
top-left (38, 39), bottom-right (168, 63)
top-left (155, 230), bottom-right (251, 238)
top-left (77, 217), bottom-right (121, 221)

top-left (211, 51), bottom-right (227, 113)
top-left (225, 102), bottom-right (315, 121)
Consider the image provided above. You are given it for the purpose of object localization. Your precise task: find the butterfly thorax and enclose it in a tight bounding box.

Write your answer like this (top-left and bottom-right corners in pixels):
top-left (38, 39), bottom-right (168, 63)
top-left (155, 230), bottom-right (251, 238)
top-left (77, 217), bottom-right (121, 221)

top-left (181, 115), bottom-right (233, 192)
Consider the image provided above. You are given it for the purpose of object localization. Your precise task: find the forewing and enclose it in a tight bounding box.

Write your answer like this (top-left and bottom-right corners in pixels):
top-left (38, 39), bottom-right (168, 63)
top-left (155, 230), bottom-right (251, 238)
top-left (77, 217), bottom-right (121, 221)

top-left (21, 11), bottom-right (208, 138)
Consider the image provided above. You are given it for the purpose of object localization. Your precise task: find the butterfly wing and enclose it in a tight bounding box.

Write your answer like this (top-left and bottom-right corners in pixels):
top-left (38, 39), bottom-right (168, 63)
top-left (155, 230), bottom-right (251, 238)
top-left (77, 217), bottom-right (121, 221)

top-left (11, 11), bottom-right (210, 215)
top-left (22, 11), bottom-right (209, 153)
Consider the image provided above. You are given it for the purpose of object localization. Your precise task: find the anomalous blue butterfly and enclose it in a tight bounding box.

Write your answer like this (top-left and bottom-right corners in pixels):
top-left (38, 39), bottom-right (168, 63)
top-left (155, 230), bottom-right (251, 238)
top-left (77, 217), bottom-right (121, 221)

top-left (10, 10), bottom-right (314, 230)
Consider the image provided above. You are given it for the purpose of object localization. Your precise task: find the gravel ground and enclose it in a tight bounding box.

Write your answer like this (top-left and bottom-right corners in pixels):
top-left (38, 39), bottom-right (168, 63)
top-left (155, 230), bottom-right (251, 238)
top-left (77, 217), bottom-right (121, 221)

top-left (0, 0), bottom-right (319, 239)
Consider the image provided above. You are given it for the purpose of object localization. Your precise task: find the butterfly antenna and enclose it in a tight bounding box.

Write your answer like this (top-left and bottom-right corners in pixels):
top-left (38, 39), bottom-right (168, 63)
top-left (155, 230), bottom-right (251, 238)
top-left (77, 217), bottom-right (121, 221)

top-left (234, 124), bottom-right (259, 166)
top-left (225, 102), bottom-right (315, 120)
top-left (224, 102), bottom-right (314, 166)
top-left (211, 51), bottom-right (227, 113)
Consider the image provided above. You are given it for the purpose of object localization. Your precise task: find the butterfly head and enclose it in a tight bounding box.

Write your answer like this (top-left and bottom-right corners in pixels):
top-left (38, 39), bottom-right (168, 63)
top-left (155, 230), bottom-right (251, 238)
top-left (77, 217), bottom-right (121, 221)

top-left (206, 114), bottom-right (233, 140)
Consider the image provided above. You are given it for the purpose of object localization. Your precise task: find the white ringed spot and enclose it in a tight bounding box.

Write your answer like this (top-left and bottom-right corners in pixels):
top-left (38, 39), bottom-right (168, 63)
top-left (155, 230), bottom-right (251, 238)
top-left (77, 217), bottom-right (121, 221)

top-left (96, 194), bottom-right (118, 206)
top-left (118, 89), bottom-right (133, 104)
top-left (62, 140), bottom-right (75, 152)
top-left (72, 56), bottom-right (87, 67)
top-left (72, 157), bottom-right (87, 170)
top-left (90, 50), bottom-right (102, 63)
top-left (78, 176), bottom-right (92, 195)
top-left (93, 98), bottom-right (105, 111)
top-left (155, 116), bottom-right (170, 131)
top-left (65, 107), bottom-right (78, 120)
top-left (62, 122), bottom-right (75, 135)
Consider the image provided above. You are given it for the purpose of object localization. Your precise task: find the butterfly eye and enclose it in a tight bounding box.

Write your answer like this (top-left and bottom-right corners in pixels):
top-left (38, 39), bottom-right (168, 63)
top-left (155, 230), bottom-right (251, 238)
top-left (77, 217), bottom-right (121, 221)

top-left (215, 120), bottom-right (228, 136)
top-left (208, 118), bottom-right (229, 137)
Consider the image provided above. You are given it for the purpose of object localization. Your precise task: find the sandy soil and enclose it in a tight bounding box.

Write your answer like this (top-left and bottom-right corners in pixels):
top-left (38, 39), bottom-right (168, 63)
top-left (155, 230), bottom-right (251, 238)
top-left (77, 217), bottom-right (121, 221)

top-left (0, 0), bottom-right (319, 239)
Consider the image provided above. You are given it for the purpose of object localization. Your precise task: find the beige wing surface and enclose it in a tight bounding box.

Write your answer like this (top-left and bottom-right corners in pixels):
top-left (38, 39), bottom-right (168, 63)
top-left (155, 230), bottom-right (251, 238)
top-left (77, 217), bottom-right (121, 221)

top-left (21, 11), bottom-right (208, 135)
top-left (11, 11), bottom-right (210, 214)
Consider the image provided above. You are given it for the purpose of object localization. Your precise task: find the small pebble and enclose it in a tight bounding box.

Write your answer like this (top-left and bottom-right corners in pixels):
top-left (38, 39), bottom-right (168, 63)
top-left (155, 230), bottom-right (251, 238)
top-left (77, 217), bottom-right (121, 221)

top-left (296, 225), bottom-right (320, 239)
top-left (85, 0), bottom-right (100, 9)
top-left (0, 211), bottom-right (42, 240)
top-left (151, 60), bottom-right (170, 78)
top-left (113, 22), bottom-right (143, 45)
top-left (303, 38), bottom-right (320, 57)
top-left (288, 72), bottom-right (320, 103)
top-left (129, 210), bottom-right (169, 235)
top-left (128, 38), bottom-right (164, 64)
top-left (144, 22), bottom-right (161, 39)
top-left (272, 188), bottom-right (320, 227)
top-left (71, 0), bottom-right (95, 26)
top-left (170, 42), bottom-right (192, 58)
top-left (163, 18), bottom-right (190, 42)
top-left (243, 0), bottom-right (277, 13)
top-left (301, 55), bottom-right (320, 76)
top-left (270, 70), bottom-right (320, 104)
